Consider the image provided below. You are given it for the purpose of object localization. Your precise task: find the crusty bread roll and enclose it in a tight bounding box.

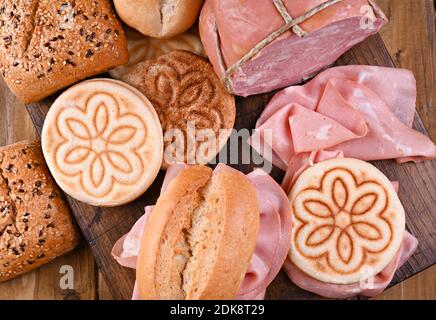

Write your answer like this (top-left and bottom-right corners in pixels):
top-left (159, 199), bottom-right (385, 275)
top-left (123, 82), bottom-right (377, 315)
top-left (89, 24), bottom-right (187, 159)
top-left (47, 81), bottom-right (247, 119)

top-left (136, 166), bottom-right (260, 299)
top-left (113, 0), bottom-right (204, 38)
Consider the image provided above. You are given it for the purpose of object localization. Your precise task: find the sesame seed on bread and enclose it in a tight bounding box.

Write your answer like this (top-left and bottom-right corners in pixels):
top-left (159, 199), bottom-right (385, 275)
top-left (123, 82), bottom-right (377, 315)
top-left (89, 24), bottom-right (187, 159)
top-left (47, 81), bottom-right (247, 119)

top-left (0, 140), bottom-right (80, 282)
top-left (0, 0), bottom-right (128, 103)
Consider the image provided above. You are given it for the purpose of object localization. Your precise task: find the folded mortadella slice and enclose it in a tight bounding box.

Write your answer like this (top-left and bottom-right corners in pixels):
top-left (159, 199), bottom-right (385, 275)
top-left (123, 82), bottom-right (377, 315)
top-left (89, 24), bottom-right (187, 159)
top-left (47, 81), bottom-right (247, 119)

top-left (111, 206), bottom-right (153, 269)
top-left (250, 66), bottom-right (436, 171)
top-left (283, 231), bottom-right (418, 299)
top-left (256, 66), bottom-right (417, 128)
top-left (281, 150), bottom-right (344, 194)
top-left (112, 164), bottom-right (291, 300)
top-left (239, 169), bottom-right (292, 300)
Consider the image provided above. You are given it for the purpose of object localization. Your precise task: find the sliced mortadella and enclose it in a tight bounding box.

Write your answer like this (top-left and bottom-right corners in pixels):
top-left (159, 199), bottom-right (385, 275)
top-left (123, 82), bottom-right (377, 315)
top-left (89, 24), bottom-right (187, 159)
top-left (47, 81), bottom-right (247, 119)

top-left (250, 66), bottom-right (436, 172)
top-left (249, 96), bottom-right (362, 171)
top-left (238, 169), bottom-right (291, 300)
top-left (282, 150), bottom-right (344, 194)
top-left (316, 81), bottom-right (368, 138)
top-left (330, 78), bottom-right (436, 163)
top-left (313, 66), bottom-right (417, 127)
top-left (289, 102), bottom-right (367, 154)
top-left (112, 164), bottom-right (292, 300)
top-left (111, 206), bottom-right (154, 269)
top-left (283, 231), bottom-right (418, 299)
top-left (213, 164), bottom-right (292, 300)
top-left (256, 66), bottom-right (416, 128)
top-left (250, 107), bottom-right (294, 170)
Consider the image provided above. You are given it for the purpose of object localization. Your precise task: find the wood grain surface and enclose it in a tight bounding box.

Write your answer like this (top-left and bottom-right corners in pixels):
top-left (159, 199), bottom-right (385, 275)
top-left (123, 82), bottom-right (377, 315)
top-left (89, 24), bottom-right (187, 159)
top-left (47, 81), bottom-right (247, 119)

top-left (0, 0), bottom-right (434, 300)
top-left (378, 0), bottom-right (436, 140)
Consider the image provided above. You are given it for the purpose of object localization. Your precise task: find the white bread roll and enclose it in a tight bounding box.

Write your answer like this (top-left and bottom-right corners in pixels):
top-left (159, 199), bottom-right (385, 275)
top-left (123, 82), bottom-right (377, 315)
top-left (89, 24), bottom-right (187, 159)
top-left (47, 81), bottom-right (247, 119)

top-left (136, 166), bottom-right (260, 299)
top-left (114, 0), bottom-right (204, 38)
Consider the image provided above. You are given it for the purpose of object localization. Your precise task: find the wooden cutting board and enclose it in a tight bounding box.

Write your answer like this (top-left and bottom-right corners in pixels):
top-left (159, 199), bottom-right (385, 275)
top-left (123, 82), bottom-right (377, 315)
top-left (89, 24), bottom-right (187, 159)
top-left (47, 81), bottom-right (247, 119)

top-left (26, 33), bottom-right (436, 300)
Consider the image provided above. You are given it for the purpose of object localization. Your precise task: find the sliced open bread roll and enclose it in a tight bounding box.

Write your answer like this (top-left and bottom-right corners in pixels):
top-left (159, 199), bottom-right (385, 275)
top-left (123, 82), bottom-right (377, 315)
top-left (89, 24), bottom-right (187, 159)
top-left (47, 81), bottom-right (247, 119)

top-left (136, 166), bottom-right (260, 299)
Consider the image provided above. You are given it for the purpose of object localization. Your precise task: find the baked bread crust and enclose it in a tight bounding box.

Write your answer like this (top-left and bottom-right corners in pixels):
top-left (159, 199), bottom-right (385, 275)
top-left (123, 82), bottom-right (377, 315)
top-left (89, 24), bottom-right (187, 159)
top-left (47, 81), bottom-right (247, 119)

top-left (0, 0), bottom-right (128, 103)
top-left (0, 140), bottom-right (80, 282)
top-left (122, 51), bottom-right (236, 169)
top-left (136, 165), bottom-right (260, 299)
top-left (113, 0), bottom-right (204, 38)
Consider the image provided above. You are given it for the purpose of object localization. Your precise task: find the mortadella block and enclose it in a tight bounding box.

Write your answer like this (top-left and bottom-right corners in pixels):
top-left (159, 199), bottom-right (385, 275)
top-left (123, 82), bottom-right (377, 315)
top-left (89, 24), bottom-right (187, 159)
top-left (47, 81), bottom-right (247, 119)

top-left (200, 0), bottom-right (387, 96)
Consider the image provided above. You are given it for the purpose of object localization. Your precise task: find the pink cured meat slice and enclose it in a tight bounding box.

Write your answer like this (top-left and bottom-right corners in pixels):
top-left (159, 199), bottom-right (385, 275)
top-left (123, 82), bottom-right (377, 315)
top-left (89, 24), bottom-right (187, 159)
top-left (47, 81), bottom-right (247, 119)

top-left (240, 168), bottom-right (292, 299)
top-left (200, 0), bottom-right (387, 96)
top-left (256, 65), bottom-right (417, 127)
top-left (283, 231), bottom-right (418, 298)
top-left (111, 206), bottom-right (154, 269)
top-left (249, 66), bottom-right (436, 171)
top-left (281, 150), bottom-right (344, 194)
top-left (112, 164), bottom-right (291, 300)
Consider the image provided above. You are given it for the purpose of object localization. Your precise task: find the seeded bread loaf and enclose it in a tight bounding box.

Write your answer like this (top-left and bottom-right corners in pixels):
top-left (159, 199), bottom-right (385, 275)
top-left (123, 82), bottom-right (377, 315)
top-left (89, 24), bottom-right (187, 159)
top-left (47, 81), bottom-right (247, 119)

top-left (0, 141), bottom-right (80, 282)
top-left (0, 0), bottom-right (128, 103)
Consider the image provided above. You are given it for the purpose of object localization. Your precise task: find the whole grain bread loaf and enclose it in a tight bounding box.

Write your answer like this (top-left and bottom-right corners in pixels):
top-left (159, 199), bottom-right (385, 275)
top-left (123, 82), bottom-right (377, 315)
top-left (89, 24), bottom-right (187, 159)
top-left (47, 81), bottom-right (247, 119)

top-left (0, 140), bottom-right (80, 282)
top-left (0, 0), bottom-right (128, 103)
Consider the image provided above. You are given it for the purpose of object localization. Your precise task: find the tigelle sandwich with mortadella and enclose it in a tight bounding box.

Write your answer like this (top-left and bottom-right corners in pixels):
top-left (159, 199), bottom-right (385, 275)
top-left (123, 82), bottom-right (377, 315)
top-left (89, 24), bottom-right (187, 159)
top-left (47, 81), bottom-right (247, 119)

top-left (285, 158), bottom-right (418, 298)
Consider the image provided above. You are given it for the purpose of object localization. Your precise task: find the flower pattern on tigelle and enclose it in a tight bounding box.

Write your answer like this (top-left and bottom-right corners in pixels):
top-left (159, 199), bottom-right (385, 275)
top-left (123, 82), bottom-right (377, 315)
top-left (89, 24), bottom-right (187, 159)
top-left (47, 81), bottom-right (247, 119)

top-left (54, 93), bottom-right (147, 198)
top-left (292, 168), bottom-right (393, 275)
top-left (143, 55), bottom-right (227, 165)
